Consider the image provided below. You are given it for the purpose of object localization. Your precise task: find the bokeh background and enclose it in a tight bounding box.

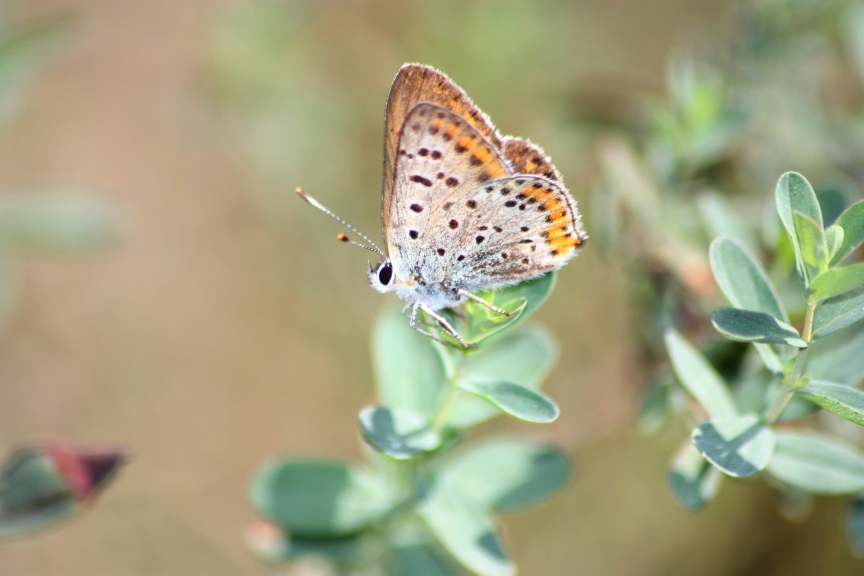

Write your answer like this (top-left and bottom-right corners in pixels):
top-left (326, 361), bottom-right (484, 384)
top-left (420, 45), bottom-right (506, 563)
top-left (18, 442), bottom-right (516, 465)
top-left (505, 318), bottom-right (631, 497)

top-left (1, 0), bottom-right (862, 574)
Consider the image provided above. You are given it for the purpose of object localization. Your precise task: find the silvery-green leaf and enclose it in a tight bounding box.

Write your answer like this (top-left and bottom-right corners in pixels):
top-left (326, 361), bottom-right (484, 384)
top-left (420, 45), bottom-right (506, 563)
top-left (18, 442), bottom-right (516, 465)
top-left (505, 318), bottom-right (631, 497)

top-left (806, 262), bottom-right (864, 304)
top-left (665, 329), bottom-right (738, 419)
top-left (418, 487), bottom-right (514, 576)
top-left (711, 308), bottom-right (806, 347)
top-left (794, 381), bottom-right (864, 427)
top-left (668, 441), bottom-right (722, 511)
top-left (359, 406), bottom-right (440, 459)
top-left (691, 414), bottom-right (775, 478)
top-left (830, 200), bottom-right (864, 265)
top-left (768, 431), bottom-right (864, 494)
top-left (248, 459), bottom-right (395, 537)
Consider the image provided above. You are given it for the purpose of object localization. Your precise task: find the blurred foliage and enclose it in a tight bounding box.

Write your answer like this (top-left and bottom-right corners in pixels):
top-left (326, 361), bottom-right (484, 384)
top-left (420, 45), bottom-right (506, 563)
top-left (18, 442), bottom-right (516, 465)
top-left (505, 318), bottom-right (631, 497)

top-left (248, 276), bottom-right (571, 576)
top-left (0, 440), bottom-right (127, 539)
top-left (580, 0), bottom-right (864, 559)
top-left (0, 9), bottom-right (124, 541)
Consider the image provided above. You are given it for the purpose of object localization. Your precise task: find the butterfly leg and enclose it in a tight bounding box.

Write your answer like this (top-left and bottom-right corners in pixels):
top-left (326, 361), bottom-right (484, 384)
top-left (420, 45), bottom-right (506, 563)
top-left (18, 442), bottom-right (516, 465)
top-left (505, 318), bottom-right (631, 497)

top-left (457, 289), bottom-right (513, 318)
top-left (404, 302), bottom-right (448, 344)
top-left (418, 303), bottom-right (468, 348)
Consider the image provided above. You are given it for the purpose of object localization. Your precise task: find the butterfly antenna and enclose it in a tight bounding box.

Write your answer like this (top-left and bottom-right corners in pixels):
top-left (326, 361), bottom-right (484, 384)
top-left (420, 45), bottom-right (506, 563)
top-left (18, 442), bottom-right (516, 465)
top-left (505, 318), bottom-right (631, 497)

top-left (296, 187), bottom-right (385, 257)
top-left (337, 233), bottom-right (382, 256)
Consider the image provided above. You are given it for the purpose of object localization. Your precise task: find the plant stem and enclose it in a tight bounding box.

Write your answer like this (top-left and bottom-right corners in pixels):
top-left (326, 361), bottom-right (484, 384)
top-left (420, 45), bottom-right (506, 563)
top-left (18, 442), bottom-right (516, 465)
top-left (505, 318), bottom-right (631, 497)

top-left (764, 302), bottom-right (815, 424)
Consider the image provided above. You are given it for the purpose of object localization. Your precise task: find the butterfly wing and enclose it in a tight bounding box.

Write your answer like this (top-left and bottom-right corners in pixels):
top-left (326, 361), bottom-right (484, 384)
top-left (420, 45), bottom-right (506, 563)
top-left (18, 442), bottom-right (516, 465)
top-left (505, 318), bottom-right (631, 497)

top-left (501, 137), bottom-right (562, 181)
top-left (387, 103), bottom-right (512, 281)
top-left (382, 64), bottom-right (502, 242)
top-left (424, 175), bottom-right (585, 291)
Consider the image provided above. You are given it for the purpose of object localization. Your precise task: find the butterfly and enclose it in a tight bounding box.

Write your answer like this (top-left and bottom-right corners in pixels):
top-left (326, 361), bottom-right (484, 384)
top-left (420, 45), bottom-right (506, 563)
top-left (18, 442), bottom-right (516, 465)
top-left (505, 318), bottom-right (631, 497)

top-left (298, 64), bottom-right (586, 347)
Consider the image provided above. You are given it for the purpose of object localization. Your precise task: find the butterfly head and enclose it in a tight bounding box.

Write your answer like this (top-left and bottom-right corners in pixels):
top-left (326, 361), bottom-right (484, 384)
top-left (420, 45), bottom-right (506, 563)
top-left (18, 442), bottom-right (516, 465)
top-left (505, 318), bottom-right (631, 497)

top-left (369, 259), bottom-right (395, 294)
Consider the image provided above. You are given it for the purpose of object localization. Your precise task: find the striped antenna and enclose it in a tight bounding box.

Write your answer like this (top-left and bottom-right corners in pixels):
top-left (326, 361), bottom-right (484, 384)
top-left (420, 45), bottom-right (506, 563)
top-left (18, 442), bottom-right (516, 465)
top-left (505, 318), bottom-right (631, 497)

top-left (296, 188), bottom-right (385, 257)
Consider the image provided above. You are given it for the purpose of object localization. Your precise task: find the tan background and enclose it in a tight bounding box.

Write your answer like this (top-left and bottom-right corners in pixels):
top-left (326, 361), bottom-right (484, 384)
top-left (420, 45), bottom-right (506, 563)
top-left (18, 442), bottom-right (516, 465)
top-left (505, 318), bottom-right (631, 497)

top-left (0, 0), bottom-right (859, 574)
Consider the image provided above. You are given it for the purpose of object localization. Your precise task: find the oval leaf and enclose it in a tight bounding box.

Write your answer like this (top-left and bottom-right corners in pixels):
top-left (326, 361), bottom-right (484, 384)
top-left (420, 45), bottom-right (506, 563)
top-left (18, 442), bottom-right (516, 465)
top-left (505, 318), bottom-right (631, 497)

top-left (451, 327), bottom-right (557, 428)
top-left (418, 487), bottom-right (515, 576)
top-left (794, 381), bottom-right (864, 427)
top-left (711, 308), bottom-right (806, 347)
top-left (664, 329), bottom-right (738, 419)
top-left (359, 406), bottom-right (441, 459)
top-left (792, 210), bottom-right (828, 277)
top-left (812, 284), bottom-right (864, 340)
top-left (768, 430), bottom-right (864, 494)
top-left (806, 262), bottom-right (864, 303)
top-left (373, 305), bottom-right (446, 419)
top-left (830, 199), bottom-right (864, 265)
top-left (392, 540), bottom-right (461, 576)
top-left (437, 437), bottom-right (570, 513)
top-left (248, 459), bottom-right (395, 537)
top-left (691, 414), bottom-right (775, 478)
top-left (808, 325), bottom-right (864, 385)
top-left (458, 380), bottom-right (558, 423)
top-left (668, 441), bottom-right (723, 512)
top-left (776, 172), bottom-right (823, 286)
top-left (709, 237), bottom-right (787, 321)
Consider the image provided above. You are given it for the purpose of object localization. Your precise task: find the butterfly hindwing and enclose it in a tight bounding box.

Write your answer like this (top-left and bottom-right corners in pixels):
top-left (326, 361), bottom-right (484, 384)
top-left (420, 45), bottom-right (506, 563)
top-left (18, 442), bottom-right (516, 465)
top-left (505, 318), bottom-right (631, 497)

top-left (501, 137), bottom-right (562, 182)
top-left (418, 176), bottom-right (584, 291)
top-left (387, 103), bottom-right (512, 280)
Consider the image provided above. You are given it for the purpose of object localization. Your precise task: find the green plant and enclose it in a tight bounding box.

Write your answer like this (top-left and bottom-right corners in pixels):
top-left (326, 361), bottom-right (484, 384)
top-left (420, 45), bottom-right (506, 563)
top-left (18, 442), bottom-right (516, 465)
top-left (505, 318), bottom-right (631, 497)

top-left (661, 171), bottom-right (864, 551)
top-left (246, 273), bottom-right (571, 576)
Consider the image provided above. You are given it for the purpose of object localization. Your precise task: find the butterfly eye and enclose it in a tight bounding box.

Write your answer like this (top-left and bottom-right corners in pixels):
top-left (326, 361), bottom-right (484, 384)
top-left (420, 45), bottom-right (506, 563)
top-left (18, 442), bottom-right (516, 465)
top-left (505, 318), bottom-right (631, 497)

top-left (378, 263), bottom-right (393, 286)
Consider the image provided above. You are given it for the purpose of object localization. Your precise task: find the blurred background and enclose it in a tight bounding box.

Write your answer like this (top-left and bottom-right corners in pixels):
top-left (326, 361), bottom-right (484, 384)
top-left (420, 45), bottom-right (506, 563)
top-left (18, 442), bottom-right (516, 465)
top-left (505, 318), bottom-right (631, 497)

top-left (1, 0), bottom-right (863, 574)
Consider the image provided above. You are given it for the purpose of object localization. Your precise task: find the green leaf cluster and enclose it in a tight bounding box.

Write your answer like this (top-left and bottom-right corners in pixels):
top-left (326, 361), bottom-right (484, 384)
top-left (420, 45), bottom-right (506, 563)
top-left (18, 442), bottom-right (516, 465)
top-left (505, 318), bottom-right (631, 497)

top-left (663, 172), bottom-right (864, 529)
top-left (247, 274), bottom-right (571, 575)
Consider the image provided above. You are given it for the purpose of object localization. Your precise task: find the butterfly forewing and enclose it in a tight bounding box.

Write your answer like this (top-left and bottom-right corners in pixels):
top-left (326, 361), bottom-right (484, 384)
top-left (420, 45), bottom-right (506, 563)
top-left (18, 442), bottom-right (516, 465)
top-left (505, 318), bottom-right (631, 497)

top-left (383, 64), bottom-right (502, 241)
top-left (422, 176), bottom-right (584, 291)
top-left (387, 103), bottom-right (512, 280)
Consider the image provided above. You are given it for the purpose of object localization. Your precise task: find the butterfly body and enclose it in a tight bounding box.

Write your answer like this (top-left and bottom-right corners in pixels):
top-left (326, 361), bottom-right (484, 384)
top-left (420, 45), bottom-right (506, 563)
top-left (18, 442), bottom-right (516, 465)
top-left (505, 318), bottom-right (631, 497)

top-left (300, 64), bottom-right (585, 346)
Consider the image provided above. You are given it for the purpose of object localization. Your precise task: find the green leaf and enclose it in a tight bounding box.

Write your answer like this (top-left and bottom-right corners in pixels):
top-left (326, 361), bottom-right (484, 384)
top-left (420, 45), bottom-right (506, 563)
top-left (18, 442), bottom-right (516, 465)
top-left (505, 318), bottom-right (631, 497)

top-left (464, 272), bottom-right (556, 344)
top-left (664, 329), bottom-right (738, 419)
top-left (0, 447), bottom-right (80, 538)
top-left (691, 414), bottom-right (775, 478)
top-left (846, 496), bottom-right (864, 557)
top-left (806, 262), bottom-right (864, 303)
top-left (245, 524), bottom-right (377, 568)
top-left (794, 381), bottom-right (864, 427)
top-left (792, 210), bottom-right (828, 278)
top-left (437, 437), bottom-right (570, 513)
top-left (458, 380), bottom-right (558, 423)
top-left (825, 225), bottom-right (845, 262)
top-left (392, 540), bottom-right (461, 576)
top-left (373, 305), bottom-right (446, 420)
top-left (668, 441), bottom-right (722, 511)
top-left (418, 487), bottom-right (515, 576)
top-left (808, 325), bottom-right (864, 385)
top-left (359, 406), bottom-right (441, 459)
top-left (709, 237), bottom-right (787, 321)
top-left (811, 284), bottom-right (864, 340)
top-left (768, 430), bottom-right (864, 494)
top-left (248, 459), bottom-right (395, 537)
top-left (450, 327), bottom-right (556, 428)
top-left (0, 195), bottom-right (119, 257)
top-left (830, 200), bottom-right (864, 265)
top-left (711, 308), bottom-right (806, 347)
top-left (776, 172), bottom-right (823, 287)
